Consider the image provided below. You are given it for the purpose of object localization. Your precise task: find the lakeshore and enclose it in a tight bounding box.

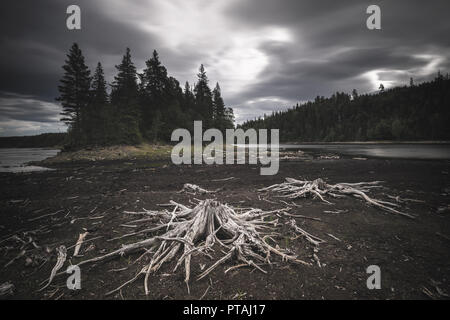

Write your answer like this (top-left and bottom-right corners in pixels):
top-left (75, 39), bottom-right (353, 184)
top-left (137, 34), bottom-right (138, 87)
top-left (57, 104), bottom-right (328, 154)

top-left (0, 148), bottom-right (449, 299)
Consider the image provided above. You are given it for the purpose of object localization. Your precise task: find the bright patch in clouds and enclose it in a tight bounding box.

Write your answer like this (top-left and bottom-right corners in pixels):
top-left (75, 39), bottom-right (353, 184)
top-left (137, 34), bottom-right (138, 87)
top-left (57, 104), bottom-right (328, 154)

top-left (100, 0), bottom-right (293, 98)
top-left (362, 69), bottom-right (402, 91)
top-left (412, 54), bottom-right (446, 77)
top-left (210, 27), bottom-right (293, 95)
top-left (362, 53), bottom-right (446, 91)
top-left (233, 96), bottom-right (295, 124)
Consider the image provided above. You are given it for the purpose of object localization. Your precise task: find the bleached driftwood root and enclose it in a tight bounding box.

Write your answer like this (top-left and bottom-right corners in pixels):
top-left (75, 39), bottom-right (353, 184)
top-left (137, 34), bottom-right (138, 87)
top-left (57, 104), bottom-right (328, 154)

top-left (260, 178), bottom-right (415, 219)
top-left (39, 245), bottom-right (67, 291)
top-left (288, 219), bottom-right (325, 247)
top-left (179, 184), bottom-right (214, 194)
top-left (76, 200), bottom-right (310, 296)
top-left (288, 219), bottom-right (325, 267)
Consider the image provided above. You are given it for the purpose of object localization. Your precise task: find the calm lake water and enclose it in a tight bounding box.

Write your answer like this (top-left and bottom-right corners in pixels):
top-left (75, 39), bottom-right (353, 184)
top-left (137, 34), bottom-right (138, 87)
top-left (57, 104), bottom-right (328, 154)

top-left (280, 143), bottom-right (450, 160)
top-left (0, 148), bottom-right (59, 173)
top-left (0, 144), bottom-right (449, 174)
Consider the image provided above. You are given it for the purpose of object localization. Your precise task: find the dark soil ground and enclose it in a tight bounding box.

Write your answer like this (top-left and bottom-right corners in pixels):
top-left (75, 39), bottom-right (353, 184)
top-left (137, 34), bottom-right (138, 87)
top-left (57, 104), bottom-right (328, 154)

top-left (1, 153), bottom-right (449, 300)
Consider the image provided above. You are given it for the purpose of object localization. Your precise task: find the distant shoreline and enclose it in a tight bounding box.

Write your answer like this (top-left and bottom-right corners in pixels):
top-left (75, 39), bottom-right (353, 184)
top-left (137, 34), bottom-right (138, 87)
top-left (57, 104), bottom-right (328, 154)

top-left (2, 139), bottom-right (450, 149)
top-left (283, 140), bottom-right (450, 145)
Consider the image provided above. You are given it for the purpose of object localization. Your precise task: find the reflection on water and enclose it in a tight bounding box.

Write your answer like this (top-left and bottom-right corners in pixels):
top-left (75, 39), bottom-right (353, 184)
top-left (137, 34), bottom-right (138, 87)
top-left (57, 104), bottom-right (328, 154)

top-left (0, 148), bottom-right (59, 173)
top-left (280, 144), bottom-right (450, 160)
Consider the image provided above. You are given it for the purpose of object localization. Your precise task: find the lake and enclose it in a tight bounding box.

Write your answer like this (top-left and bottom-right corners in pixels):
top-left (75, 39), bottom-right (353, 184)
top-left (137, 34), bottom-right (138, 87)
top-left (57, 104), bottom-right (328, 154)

top-left (0, 148), bottom-right (59, 173)
top-left (1, 144), bottom-right (449, 174)
top-left (280, 143), bottom-right (450, 160)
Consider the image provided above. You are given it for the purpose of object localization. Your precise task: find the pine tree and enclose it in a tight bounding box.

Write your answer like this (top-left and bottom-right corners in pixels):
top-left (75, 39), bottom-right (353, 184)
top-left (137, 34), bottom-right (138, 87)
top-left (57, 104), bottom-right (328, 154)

top-left (212, 83), bottom-right (226, 132)
top-left (111, 48), bottom-right (142, 144)
top-left (91, 62), bottom-right (108, 105)
top-left (139, 50), bottom-right (169, 140)
top-left (140, 50), bottom-right (168, 98)
top-left (194, 64), bottom-right (213, 128)
top-left (57, 43), bottom-right (91, 145)
top-left (111, 48), bottom-right (138, 104)
top-left (183, 81), bottom-right (195, 109)
top-left (224, 107), bottom-right (235, 129)
top-left (89, 62), bottom-right (109, 144)
top-left (181, 82), bottom-right (196, 133)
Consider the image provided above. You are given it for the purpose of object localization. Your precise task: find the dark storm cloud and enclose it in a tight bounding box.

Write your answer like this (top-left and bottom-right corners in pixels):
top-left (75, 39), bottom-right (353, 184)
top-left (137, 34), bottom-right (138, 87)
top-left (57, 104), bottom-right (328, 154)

top-left (234, 48), bottom-right (435, 103)
top-left (226, 0), bottom-right (450, 122)
top-left (0, 1), bottom-right (163, 100)
top-left (0, 0), bottom-right (168, 135)
top-left (0, 92), bottom-right (65, 136)
top-left (1, 0), bottom-right (449, 134)
top-left (0, 92), bottom-right (60, 123)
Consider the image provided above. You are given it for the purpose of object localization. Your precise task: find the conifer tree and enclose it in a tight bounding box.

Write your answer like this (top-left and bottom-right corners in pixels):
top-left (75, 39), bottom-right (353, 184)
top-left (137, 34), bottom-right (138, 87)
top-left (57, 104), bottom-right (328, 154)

top-left (111, 48), bottom-right (138, 104)
top-left (91, 62), bottom-right (108, 105)
top-left (224, 107), bottom-right (235, 129)
top-left (89, 62), bottom-right (109, 144)
top-left (194, 64), bottom-right (213, 127)
top-left (110, 48), bottom-right (142, 144)
top-left (139, 50), bottom-right (169, 140)
top-left (57, 43), bottom-right (91, 145)
top-left (212, 83), bottom-right (226, 132)
top-left (183, 81), bottom-right (195, 110)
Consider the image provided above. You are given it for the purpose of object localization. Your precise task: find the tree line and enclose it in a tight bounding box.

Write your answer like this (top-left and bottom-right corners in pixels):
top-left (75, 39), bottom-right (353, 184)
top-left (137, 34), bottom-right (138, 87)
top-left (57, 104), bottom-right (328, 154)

top-left (240, 73), bottom-right (450, 142)
top-left (0, 133), bottom-right (66, 148)
top-left (57, 43), bottom-right (235, 148)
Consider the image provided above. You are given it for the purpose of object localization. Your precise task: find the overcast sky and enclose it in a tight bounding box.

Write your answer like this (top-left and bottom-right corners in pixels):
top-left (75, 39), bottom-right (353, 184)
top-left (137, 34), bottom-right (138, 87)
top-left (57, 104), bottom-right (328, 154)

top-left (0, 0), bottom-right (449, 136)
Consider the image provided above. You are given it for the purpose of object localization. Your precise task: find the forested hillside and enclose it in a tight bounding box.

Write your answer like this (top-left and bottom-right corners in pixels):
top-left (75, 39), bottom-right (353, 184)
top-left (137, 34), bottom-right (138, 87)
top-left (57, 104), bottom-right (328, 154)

top-left (240, 75), bottom-right (450, 142)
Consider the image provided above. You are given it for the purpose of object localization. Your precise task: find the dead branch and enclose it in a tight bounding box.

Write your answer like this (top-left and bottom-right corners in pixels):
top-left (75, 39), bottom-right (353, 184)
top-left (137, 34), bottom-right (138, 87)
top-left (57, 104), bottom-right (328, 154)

top-left (211, 177), bottom-right (237, 182)
top-left (73, 232), bottom-right (89, 257)
top-left (4, 250), bottom-right (26, 268)
top-left (28, 209), bottom-right (65, 222)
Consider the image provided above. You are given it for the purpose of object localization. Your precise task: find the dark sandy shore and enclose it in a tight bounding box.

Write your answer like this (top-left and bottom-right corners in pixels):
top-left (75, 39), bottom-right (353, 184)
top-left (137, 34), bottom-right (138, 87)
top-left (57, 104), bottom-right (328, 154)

top-left (0, 154), bottom-right (449, 300)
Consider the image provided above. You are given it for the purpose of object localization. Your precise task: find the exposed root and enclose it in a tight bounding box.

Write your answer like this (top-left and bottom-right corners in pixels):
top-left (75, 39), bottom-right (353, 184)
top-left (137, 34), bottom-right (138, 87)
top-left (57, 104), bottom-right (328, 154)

top-left (39, 245), bottom-right (67, 291)
top-left (260, 178), bottom-right (415, 219)
top-left (288, 219), bottom-right (325, 247)
top-left (77, 200), bottom-right (310, 295)
top-left (288, 219), bottom-right (326, 268)
top-left (179, 184), bottom-right (214, 194)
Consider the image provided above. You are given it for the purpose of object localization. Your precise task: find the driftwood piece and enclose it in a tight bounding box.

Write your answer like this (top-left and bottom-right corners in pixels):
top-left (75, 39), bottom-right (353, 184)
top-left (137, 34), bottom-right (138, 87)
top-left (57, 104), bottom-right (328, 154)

top-left (73, 232), bottom-right (89, 257)
top-left (39, 245), bottom-right (67, 291)
top-left (179, 184), bottom-right (214, 194)
top-left (0, 282), bottom-right (15, 296)
top-left (4, 250), bottom-right (26, 268)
